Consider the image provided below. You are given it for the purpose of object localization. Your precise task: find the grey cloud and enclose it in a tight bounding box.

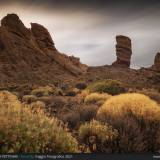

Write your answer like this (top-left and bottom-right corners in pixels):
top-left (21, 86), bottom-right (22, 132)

top-left (0, 0), bottom-right (160, 68)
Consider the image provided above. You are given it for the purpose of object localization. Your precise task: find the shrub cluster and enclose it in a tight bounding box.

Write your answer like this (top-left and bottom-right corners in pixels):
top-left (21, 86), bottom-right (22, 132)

top-left (78, 120), bottom-right (118, 152)
top-left (86, 79), bottom-right (125, 95)
top-left (97, 93), bottom-right (160, 152)
top-left (0, 91), bottom-right (79, 153)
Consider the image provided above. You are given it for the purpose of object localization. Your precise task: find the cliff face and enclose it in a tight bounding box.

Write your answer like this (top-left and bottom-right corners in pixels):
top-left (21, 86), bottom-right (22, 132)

top-left (112, 35), bottom-right (132, 68)
top-left (0, 14), bottom-right (87, 87)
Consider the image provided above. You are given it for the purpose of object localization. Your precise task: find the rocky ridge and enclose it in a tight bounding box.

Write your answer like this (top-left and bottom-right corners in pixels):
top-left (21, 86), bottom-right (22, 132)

top-left (0, 13), bottom-right (160, 90)
top-left (0, 14), bottom-right (87, 87)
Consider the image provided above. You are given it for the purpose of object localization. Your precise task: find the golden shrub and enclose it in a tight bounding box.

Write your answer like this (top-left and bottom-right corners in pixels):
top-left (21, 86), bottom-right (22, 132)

top-left (78, 120), bottom-right (118, 152)
top-left (84, 93), bottom-right (111, 106)
top-left (97, 93), bottom-right (160, 152)
top-left (137, 89), bottom-right (160, 104)
top-left (31, 86), bottom-right (55, 97)
top-left (0, 91), bottom-right (79, 153)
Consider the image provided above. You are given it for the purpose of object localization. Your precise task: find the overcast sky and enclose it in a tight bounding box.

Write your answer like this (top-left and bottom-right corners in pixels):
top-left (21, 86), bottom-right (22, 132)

top-left (0, 0), bottom-right (160, 68)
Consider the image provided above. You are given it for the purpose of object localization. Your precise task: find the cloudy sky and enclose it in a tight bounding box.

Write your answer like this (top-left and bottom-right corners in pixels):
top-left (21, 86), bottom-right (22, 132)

top-left (0, 0), bottom-right (160, 68)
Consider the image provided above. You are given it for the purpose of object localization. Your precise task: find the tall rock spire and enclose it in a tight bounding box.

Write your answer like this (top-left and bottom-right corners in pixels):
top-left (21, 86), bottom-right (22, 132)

top-left (112, 35), bottom-right (132, 68)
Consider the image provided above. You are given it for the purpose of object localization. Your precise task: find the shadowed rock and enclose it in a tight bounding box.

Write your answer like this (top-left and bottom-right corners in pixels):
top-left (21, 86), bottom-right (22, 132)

top-left (154, 52), bottom-right (160, 69)
top-left (151, 52), bottom-right (160, 71)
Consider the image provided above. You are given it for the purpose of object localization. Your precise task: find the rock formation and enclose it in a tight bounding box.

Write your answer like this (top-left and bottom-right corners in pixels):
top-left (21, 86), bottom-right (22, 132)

top-left (112, 35), bottom-right (132, 67)
top-left (151, 52), bottom-right (160, 71)
top-left (0, 14), bottom-right (87, 87)
top-left (154, 52), bottom-right (160, 69)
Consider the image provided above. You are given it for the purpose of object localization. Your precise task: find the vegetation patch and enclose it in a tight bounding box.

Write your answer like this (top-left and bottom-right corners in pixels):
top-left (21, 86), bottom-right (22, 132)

top-left (84, 93), bottom-right (111, 106)
top-left (31, 86), bottom-right (55, 97)
top-left (86, 79), bottom-right (126, 95)
top-left (0, 91), bottom-right (79, 153)
top-left (97, 93), bottom-right (160, 152)
top-left (78, 120), bottom-right (118, 152)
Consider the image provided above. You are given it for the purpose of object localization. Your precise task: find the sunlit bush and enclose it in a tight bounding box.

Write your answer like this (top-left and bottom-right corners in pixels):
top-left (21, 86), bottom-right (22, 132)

top-left (86, 79), bottom-right (125, 95)
top-left (137, 89), bottom-right (160, 104)
top-left (79, 120), bottom-right (118, 152)
top-left (97, 93), bottom-right (160, 152)
top-left (84, 93), bottom-right (111, 106)
top-left (0, 91), bottom-right (79, 153)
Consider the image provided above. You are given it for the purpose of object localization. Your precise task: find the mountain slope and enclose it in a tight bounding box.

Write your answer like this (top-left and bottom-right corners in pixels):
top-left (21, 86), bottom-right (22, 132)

top-left (0, 14), bottom-right (87, 87)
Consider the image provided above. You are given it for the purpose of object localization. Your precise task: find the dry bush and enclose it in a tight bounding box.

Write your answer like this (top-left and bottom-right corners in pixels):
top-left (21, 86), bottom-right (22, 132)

top-left (137, 89), bottom-right (160, 104)
top-left (75, 82), bottom-right (87, 90)
top-left (77, 105), bottom-right (98, 122)
top-left (22, 95), bottom-right (37, 104)
top-left (65, 88), bottom-right (80, 97)
top-left (78, 120), bottom-right (118, 152)
top-left (84, 93), bottom-right (111, 106)
top-left (86, 79), bottom-right (126, 95)
top-left (97, 93), bottom-right (160, 153)
top-left (30, 101), bottom-right (46, 110)
top-left (60, 111), bottom-right (81, 128)
top-left (77, 90), bottom-right (90, 103)
top-left (31, 86), bottom-right (55, 97)
top-left (0, 91), bottom-right (79, 153)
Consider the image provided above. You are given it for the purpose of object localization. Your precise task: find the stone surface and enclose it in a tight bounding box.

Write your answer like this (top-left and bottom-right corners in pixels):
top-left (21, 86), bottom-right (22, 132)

top-left (112, 35), bottom-right (132, 67)
top-left (154, 52), bottom-right (160, 70)
top-left (0, 14), bottom-right (88, 87)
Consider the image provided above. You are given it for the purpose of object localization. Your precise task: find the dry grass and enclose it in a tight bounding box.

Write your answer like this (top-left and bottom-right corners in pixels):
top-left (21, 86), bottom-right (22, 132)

top-left (97, 93), bottom-right (160, 152)
top-left (22, 95), bottom-right (37, 104)
top-left (84, 93), bottom-right (111, 106)
top-left (137, 89), bottom-right (160, 104)
top-left (0, 91), bottom-right (79, 153)
top-left (31, 86), bottom-right (55, 97)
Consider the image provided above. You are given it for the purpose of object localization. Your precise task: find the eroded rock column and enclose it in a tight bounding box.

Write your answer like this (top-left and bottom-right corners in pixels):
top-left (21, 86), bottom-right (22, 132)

top-left (112, 35), bottom-right (132, 68)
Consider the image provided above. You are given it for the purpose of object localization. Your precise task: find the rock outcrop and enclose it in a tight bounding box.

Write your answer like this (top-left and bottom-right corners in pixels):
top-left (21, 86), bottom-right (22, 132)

top-left (112, 35), bottom-right (132, 67)
top-left (0, 14), bottom-right (87, 87)
top-left (154, 52), bottom-right (160, 69)
top-left (151, 52), bottom-right (160, 71)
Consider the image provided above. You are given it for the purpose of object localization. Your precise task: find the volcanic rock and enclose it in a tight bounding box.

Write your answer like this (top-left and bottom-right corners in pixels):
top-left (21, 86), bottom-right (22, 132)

top-left (112, 35), bottom-right (132, 67)
top-left (154, 52), bottom-right (160, 70)
top-left (0, 13), bottom-right (88, 87)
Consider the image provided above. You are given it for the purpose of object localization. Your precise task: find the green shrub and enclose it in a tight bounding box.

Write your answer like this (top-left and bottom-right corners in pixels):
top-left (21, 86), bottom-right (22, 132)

top-left (84, 93), bottom-right (111, 106)
top-left (97, 93), bottom-right (160, 153)
top-left (0, 91), bottom-right (79, 153)
top-left (86, 79), bottom-right (125, 95)
top-left (78, 120), bottom-right (118, 152)
top-left (31, 86), bottom-right (55, 97)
